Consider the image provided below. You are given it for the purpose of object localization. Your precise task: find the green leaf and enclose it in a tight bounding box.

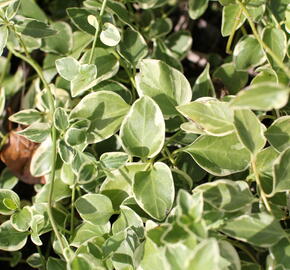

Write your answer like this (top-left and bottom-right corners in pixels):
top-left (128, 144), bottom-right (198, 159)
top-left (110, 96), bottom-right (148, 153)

top-left (0, 26), bottom-right (8, 56)
top-left (17, 19), bottom-right (57, 38)
top-left (70, 91), bottom-right (130, 143)
top-left (27, 253), bottom-right (42, 268)
top-left (11, 206), bottom-right (32, 232)
top-left (177, 98), bottom-right (234, 136)
top-left (42, 21), bottom-right (73, 55)
top-left (213, 63), bottom-right (248, 94)
top-left (138, 238), bottom-right (169, 270)
top-left (194, 180), bottom-right (255, 212)
top-left (54, 107), bottom-right (69, 132)
top-left (270, 238), bottom-right (290, 269)
top-left (273, 148), bottom-right (290, 193)
top-left (0, 189), bottom-right (20, 215)
top-left (133, 162), bottom-right (174, 221)
top-left (100, 23), bottom-right (121, 47)
top-left (186, 239), bottom-right (220, 270)
top-left (67, 8), bottom-right (96, 35)
top-left (112, 205), bottom-right (144, 238)
top-left (0, 221), bottom-right (29, 251)
top-left (80, 48), bottom-right (119, 84)
top-left (71, 222), bottom-right (110, 248)
top-left (55, 56), bottom-right (80, 81)
top-left (192, 64), bottom-right (215, 100)
top-left (262, 27), bottom-right (287, 67)
top-left (120, 96), bottom-right (165, 158)
top-left (222, 4), bottom-right (245, 37)
top-left (75, 194), bottom-right (114, 225)
top-left (265, 116), bottom-right (290, 152)
top-left (165, 30), bottom-right (193, 60)
top-left (118, 28), bottom-right (148, 65)
top-left (136, 59), bottom-right (192, 117)
top-left (230, 83), bottom-right (290, 111)
top-left (16, 122), bottom-right (50, 143)
top-left (100, 163), bottom-right (147, 210)
top-left (234, 109), bottom-right (266, 155)
top-left (221, 213), bottom-right (285, 248)
top-left (47, 257), bottom-right (66, 270)
top-left (30, 137), bottom-right (52, 177)
top-left (18, 0), bottom-right (47, 22)
top-left (100, 152), bottom-right (129, 170)
top-left (148, 18), bottom-right (172, 39)
top-left (77, 162), bottom-right (98, 185)
top-left (185, 133), bottom-right (251, 176)
top-left (188, 0), bottom-right (209, 20)
top-left (9, 109), bottom-right (43, 125)
top-left (233, 35), bottom-right (266, 70)
top-left (70, 63), bottom-right (97, 97)
top-left (0, 169), bottom-right (18, 190)
top-left (58, 140), bottom-right (75, 164)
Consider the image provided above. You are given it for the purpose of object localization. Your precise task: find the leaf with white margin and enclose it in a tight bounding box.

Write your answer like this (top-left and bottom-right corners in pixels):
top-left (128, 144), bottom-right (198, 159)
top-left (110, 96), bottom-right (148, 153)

top-left (272, 148), bottom-right (290, 194)
top-left (0, 221), bottom-right (29, 251)
top-left (186, 238), bottom-right (220, 270)
top-left (184, 133), bottom-right (251, 176)
top-left (55, 56), bottom-right (80, 81)
top-left (30, 136), bottom-right (52, 177)
top-left (265, 116), bottom-right (290, 152)
top-left (70, 91), bottom-right (130, 143)
top-left (9, 109), bottom-right (43, 125)
top-left (230, 83), bottom-right (290, 111)
top-left (120, 96), bottom-right (165, 158)
top-left (234, 109), bottom-right (266, 155)
top-left (0, 189), bottom-right (20, 215)
top-left (221, 213), bottom-right (285, 248)
top-left (136, 59), bottom-right (192, 117)
top-left (100, 22), bottom-right (121, 47)
top-left (75, 193), bottom-right (114, 225)
top-left (133, 162), bottom-right (174, 221)
top-left (71, 63), bottom-right (97, 97)
top-left (177, 98), bottom-right (234, 136)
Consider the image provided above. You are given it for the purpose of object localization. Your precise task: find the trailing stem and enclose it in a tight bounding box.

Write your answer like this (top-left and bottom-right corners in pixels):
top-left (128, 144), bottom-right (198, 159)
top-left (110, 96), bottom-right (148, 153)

top-left (251, 156), bottom-right (272, 213)
top-left (8, 39), bottom-right (67, 253)
top-left (237, 0), bottom-right (290, 79)
top-left (226, 7), bottom-right (243, 54)
top-left (88, 0), bottom-right (108, 64)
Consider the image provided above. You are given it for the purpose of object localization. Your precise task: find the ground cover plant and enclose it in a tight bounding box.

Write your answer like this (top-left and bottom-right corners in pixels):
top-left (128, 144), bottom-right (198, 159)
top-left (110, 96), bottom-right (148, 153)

top-left (0, 0), bottom-right (289, 269)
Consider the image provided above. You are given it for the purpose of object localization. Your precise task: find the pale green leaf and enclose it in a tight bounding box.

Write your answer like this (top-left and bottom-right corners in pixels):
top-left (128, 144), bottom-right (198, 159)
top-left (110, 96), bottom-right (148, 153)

top-left (136, 59), bottom-right (192, 117)
top-left (177, 98), bottom-right (234, 136)
top-left (70, 91), bottom-right (130, 143)
top-left (75, 194), bottom-right (114, 225)
top-left (185, 133), bottom-right (251, 176)
top-left (230, 83), bottom-right (290, 111)
top-left (120, 96), bottom-right (165, 158)
top-left (265, 116), bottom-right (290, 152)
top-left (234, 109), bottom-right (266, 154)
top-left (100, 23), bottom-right (121, 47)
top-left (133, 162), bottom-right (174, 221)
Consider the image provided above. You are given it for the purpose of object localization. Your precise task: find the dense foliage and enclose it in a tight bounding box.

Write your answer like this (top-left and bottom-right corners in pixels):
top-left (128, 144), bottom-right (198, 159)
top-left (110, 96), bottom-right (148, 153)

top-left (0, 0), bottom-right (290, 269)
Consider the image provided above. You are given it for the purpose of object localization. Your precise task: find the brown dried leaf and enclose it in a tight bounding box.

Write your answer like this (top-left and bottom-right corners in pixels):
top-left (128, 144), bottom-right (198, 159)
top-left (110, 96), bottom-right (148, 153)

top-left (0, 128), bottom-right (45, 184)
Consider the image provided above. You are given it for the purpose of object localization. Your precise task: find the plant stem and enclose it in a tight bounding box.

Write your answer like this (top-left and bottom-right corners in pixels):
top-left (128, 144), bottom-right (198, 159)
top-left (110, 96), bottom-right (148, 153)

top-left (70, 184), bottom-right (76, 238)
top-left (7, 47), bottom-right (67, 253)
top-left (88, 0), bottom-right (108, 64)
top-left (226, 7), bottom-right (243, 54)
top-left (237, 0), bottom-right (290, 79)
top-left (251, 156), bottom-right (272, 213)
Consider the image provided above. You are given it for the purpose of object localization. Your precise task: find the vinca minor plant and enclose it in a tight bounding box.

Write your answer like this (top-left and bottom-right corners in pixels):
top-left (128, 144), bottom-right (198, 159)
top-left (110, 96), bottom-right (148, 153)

top-left (0, 0), bottom-right (289, 269)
